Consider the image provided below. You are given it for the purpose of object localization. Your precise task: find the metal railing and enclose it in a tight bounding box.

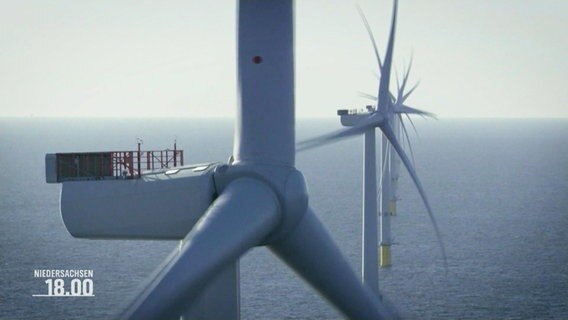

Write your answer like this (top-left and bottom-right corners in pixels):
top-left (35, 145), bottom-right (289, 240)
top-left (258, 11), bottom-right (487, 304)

top-left (54, 145), bottom-right (184, 181)
top-left (112, 149), bottom-right (184, 178)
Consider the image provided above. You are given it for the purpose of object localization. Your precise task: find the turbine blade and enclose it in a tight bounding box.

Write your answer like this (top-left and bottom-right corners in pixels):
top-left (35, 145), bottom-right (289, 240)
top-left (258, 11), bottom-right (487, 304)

top-left (404, 113), bottom-right (420, 138)
top-left (269, 207), bottom-right (398, 319)
top-left (399, 54), bottom-right (413, 96)
top-left (356, 5), bottom-right (383, 70)
top-left (121, 178), bottom-right (280, 320)
top-left (297, 113), bottom-right (385, 152)
top-left (398, 114), bottom-right (416, 167)
top-left (378, 123), bottom-right (448, 270)
top-left (401, 79), bottom-right (420, 103)
top-left (296, 127), bottom-right (367, 152)
top-left (396, 104), bottom-right (437, 119)
top-left (377, 0), bottom-right (398, 111)
top-left (358, 91), bottom-right (378, 101)
top-left (395, 68), bottom-right (402, 101)
top-left (390, 92), bottom-right (397, 104)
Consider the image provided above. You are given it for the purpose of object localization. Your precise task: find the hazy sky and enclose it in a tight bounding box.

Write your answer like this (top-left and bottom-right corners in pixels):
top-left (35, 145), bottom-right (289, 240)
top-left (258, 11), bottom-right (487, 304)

top-left (1, 0), bottom-right (566, 118)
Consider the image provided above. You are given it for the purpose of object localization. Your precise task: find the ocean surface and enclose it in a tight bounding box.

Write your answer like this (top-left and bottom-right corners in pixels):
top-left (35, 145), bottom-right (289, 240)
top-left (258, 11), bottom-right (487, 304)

top-left (0, 118), bottom-right (567, 319)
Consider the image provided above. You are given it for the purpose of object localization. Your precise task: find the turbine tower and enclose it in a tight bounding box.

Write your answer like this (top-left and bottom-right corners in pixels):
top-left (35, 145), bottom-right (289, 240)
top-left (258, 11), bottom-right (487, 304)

top-left (46, 1), bottom-right (397, 319)
top-left (336, 105), bottom-right (380, 293)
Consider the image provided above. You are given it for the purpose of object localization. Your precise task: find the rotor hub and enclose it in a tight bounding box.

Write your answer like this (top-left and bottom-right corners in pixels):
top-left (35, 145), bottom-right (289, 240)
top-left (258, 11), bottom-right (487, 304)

top-left (213, 162), bottom-right (309, 244)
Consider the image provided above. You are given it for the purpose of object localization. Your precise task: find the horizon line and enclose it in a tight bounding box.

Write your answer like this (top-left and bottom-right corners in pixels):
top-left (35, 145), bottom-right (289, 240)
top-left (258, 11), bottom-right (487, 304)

top-left (1, 115), bottom-right (568, 120)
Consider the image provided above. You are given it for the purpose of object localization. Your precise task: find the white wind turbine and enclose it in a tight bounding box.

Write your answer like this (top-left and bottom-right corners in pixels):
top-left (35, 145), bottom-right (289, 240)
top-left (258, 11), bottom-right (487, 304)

top-left (120, 1), bottom-right (400, 318)
top-left (46, 1), bottom-right (399, 319)
top-left (378, 56), bottom-right (437, 268)
top-left (360, 54), bottom-right (437, 269)
top-left (357, 2), bottom-right (438, 272)
top-left (298, 0), bottom-right (446, 293)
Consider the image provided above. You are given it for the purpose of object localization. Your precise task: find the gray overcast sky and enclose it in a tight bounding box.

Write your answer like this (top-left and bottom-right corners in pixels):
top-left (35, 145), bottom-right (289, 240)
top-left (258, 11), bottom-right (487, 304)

top-left (1, 0), bottom-right (566, 118)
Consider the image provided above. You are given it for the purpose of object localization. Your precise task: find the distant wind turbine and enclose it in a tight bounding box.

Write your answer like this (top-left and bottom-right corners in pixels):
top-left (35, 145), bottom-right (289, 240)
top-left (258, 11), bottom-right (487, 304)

top-left (361, 54), bottom-right (437, 268)
top-left (298, 0), bottom-right (447, 291)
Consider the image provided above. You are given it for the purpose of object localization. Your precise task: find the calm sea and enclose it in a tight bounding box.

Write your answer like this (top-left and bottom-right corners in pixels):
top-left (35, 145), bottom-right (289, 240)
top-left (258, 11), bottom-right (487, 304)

top-left (1, 118), bottom-right (567, 319)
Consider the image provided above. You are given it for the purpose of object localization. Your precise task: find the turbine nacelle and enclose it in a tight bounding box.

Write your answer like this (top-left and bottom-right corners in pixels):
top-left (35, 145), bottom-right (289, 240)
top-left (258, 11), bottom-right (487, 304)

top-left (46, 159), bottom-right (218, 240)
top-left (47, 156), bottom-right (310, 244)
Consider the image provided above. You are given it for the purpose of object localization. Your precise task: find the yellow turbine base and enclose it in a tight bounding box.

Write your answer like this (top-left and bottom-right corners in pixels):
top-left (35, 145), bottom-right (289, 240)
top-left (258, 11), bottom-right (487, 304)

top-left (388, 200), bottom-right (397, 216)
top-left (380, 245), bottom-right (391, 267)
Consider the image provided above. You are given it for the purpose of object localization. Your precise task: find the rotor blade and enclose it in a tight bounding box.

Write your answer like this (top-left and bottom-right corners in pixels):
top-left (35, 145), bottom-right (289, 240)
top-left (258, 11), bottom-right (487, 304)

top-left (297, 113), bottom-right (385, 152)
top-left (296, 127), bottom-right (368, 152)
top-left (377, 0), bottom-right (398, 111)
top-left (399, 54), bottom-right (413, 96)
top-left (398, 114), bottom-right (416, 167)
top-left (356, 5), bottom-right (383, 70)
top-left (390, 91), bottom-right (397, 104)
top-left (395, 67), bottom-right (401, 95)
top-left (378, 122), bottom-right (448, 270)
top-left (404, 113), bottom-right (420, 138)
top-left (269, 207), bottom-right (398, 319)
top-left (121, 178), bottom-right (280, 320)
top-left (401, 79), bottom-right (420, 103)
top-left (358, 91), bottom-right (378, 101)
top-left (396, 104), bottom-right (437, 119)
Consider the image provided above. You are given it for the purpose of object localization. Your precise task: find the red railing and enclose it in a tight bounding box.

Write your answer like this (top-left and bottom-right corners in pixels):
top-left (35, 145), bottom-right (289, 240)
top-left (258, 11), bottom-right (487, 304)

top-left (54, 145), bottom-right (184, 181)
top-left (111, 149), bottom-right (184, 178)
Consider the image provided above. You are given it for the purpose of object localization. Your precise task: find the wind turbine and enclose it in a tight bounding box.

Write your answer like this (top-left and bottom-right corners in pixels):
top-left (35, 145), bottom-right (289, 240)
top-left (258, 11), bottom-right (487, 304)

top-left (360, 55), bottom-right (436, 269)
top-left (378, 56), bottom-right (437, 268)
top-left (357, 2), bottom-right (438, 272)
top-left (298, 0), bottom-right (446, 293)
top-left (46, 1), bottom-right (398, 319)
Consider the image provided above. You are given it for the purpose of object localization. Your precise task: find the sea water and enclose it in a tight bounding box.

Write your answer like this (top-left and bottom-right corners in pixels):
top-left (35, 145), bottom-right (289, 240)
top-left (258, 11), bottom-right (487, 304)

top-left (1, 118), bottom-right (567, 319)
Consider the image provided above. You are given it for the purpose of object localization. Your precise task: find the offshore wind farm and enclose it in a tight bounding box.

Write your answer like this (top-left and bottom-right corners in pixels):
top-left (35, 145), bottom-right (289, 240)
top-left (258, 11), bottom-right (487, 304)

top-left (2, 117), bottom-right (567, 319)
top-left (1, 0), bottom-right (567, 319)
